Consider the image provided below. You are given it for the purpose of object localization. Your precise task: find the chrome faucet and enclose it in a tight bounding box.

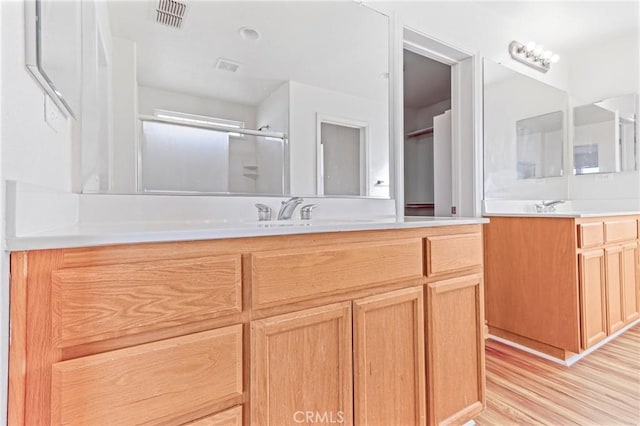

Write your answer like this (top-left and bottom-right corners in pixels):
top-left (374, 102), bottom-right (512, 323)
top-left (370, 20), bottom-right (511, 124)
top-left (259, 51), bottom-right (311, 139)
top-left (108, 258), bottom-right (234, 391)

top-left (277, 197), bottom-right (303, 220)
top-left (255, 203), bottom-right (272, 221)
top-left (300, 204), bottom-right (318, 220)
top-left (535, 200), bottom-right (565, 213)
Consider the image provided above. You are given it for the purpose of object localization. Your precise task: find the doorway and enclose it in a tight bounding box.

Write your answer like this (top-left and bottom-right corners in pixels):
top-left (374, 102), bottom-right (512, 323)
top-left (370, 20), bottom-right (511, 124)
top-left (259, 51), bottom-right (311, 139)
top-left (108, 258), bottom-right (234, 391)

top-left (403, 50), bottom-right (452, 216)
top-left (393, 27), bottom-right (480, 218)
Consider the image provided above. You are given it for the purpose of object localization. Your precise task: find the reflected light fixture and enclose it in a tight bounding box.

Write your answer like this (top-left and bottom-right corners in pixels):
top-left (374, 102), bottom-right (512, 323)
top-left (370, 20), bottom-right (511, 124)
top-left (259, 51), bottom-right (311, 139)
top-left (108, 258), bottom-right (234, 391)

top-left (509, 40), bottom-right (560, 73)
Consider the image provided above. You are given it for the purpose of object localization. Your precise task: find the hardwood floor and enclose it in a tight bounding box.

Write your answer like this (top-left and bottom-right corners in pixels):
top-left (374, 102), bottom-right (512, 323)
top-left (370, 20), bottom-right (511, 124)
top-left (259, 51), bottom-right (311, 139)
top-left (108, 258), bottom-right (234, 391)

top-left (475, 325), bottom-right (640, 426)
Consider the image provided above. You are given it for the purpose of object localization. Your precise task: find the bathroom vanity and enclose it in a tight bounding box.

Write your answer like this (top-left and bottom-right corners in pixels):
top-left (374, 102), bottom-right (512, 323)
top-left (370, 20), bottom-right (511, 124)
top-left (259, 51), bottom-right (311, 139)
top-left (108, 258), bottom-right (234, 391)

top-left (7, 219), bottom-right (487, 426)
top-left (484, 213), bottom-right (640, 360)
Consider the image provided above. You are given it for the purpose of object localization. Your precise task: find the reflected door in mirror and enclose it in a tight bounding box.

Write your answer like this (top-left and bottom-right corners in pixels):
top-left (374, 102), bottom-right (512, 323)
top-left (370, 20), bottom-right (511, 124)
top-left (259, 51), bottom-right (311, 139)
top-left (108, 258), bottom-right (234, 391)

top-left (319, 121), bottom-right (368, 196)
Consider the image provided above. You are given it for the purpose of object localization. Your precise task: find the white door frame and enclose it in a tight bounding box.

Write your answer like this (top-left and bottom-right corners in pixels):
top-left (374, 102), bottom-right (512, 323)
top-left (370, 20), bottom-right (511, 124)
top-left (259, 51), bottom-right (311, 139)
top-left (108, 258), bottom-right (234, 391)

top-left (316, 113), bottom-right (370, 196)
top-left (392, 22), bottom-right (483, 217)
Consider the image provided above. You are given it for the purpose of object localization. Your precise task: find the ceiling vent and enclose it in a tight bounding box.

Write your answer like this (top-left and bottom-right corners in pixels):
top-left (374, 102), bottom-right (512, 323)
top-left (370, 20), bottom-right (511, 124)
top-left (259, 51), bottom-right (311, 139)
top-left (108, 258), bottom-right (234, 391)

top-left (156, 0), bottom-right (187, 29)
top-left (215, 58), bottom-right (241, 73)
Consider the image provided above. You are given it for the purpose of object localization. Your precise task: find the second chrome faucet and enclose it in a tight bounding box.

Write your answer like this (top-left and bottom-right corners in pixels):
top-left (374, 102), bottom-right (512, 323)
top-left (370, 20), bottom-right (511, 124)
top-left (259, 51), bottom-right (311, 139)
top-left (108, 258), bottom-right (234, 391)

top-left (255, 197), bottom-right (317, 221)
top-left (534, 200), bottom-right (565, 213)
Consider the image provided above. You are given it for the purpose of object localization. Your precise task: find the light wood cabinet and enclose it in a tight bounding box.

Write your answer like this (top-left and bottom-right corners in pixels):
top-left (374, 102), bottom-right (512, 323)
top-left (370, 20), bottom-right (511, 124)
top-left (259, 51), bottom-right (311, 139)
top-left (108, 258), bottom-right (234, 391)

top-left (425, 233), bottom-right (483, 277)
top-left (353, 287), bottom-right (426, 426)
top-left (485, 215), bottom-right (640, 359)
top-left (604, 247), bottom-right (625, 335)
top-left (250, 239), bottom-right (423, 310)
top-left (185, 406), bottom-right (243, 426)
top-left (251, 287), bottom-right (429, 426)
top-left (251, 302), bottom-right (354, 426)
top-left (51, 254), bottom-right (242, 347)
top-left (427, 274), bottom-right (485, 425)
top-left (579, 250), bottom-right (608, 348)
top-left (52, 326), bottom-right (243, 426)
top-left (622, 242), bottom-right (640, 323)
top-left (9, 224), bottom-right (486, 426)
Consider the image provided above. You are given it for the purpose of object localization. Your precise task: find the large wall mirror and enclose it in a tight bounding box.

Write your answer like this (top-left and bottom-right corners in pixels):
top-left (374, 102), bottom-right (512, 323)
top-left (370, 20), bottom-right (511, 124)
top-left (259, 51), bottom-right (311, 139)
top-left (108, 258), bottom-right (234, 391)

top-left (80, 1), bottom-right (390, 198)
top-left (25, 0), bottom-right (82, 117)
top-left (572, 93), bottom-right (638, 175)
top-left (483, 60), bottom-right (568, 199)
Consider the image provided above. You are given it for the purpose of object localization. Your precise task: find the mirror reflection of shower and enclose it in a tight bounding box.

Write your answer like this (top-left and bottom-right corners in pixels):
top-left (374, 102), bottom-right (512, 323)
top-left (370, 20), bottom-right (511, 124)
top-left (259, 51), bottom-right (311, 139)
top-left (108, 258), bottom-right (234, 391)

top-left (138, 112), bottom-right (286, 195)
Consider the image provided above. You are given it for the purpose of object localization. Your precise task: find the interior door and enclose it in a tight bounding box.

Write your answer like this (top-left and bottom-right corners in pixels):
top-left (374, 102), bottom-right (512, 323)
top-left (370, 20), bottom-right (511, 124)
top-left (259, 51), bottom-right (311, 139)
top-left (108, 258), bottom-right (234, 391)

top-left (319, 122), bottom-right (365, 196)
top-left (433, 110), bottom-right (452, 216)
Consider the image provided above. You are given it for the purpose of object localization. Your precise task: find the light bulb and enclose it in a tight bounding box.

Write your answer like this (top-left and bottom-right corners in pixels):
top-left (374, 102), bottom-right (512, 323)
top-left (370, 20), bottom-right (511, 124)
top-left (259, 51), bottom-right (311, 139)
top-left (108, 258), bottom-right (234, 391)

top-left (526, 41), bottom-right (536, 51)
top-left (533, 45), bottom-right (544, 55)
top-left (542, 50), bottom-right (553, 59)
top-left (550, 54), bottom-right (560, 63)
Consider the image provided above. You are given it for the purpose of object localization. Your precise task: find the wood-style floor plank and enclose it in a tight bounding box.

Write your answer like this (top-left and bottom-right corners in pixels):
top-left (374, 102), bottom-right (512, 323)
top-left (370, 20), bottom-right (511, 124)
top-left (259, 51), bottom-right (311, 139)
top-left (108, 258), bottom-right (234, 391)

top-left (475, 325), bottom-right (640, 426)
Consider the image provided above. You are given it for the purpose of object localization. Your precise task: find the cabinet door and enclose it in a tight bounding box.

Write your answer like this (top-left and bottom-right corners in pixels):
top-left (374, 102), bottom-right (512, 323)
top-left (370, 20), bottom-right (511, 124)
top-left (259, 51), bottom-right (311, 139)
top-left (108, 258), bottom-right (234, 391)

top-left (426, 274), bottom-right (485, 426)
top-left (622, 242), bottom-right (640, 323)
top-left (604, 247), bottom-right (625, 334)
top-left (579, 250), bottom-right (608, 348)
top-left (251, 302), bottom-right (353, 426)
top-left (353, 287), bottom-right (426, 426)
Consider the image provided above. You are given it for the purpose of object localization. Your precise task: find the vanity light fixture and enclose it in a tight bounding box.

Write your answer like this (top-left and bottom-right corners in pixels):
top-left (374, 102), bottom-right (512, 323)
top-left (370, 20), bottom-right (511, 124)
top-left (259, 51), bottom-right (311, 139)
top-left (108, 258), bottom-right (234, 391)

top-left (508, 40), bottom-right (560, 73)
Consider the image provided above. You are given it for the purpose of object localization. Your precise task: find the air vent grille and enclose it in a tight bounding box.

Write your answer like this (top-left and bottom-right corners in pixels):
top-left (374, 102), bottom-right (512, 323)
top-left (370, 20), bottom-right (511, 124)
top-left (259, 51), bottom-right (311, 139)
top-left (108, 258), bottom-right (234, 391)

top-left (156, 0), bottom-right (187, 29)
top-left (216, 58), bottom-right (241, 73)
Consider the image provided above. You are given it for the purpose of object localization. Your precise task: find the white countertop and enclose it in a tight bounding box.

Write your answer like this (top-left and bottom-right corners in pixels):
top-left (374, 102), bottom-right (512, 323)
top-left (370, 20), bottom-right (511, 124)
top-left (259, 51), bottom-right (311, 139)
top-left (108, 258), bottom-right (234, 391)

top-left (6, 216), bottom-right (489, 251)
top-left (483, 211), bottom-right (640, 218)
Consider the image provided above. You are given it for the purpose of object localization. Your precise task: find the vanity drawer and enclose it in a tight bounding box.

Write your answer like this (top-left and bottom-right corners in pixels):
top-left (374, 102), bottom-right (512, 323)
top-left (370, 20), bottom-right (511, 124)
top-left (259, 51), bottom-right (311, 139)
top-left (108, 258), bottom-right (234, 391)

top-left (578, 223), bottom-right (604, 248)
top-left (52, 254), bottom-right (242, 347)
top-left (604, 220), bottom-right (638, 243)
top-left (185, 405), bottom-right (243, 426)
top-left (251, 239), bottom-right (423, 309)
top-left (51, 325), bottom-right (243, 426)
top-left (425, 233), bottom-right (483, 276)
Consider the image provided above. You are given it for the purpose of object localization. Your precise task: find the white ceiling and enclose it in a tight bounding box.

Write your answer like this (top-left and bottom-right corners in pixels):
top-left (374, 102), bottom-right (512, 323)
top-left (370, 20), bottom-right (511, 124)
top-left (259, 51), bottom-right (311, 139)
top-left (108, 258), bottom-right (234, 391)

top-left (108, 1), bottom-right (389, 107)
top-left (403, 50), bottom-right (451, 109)
top-left (107, 1), bottom-right (638, 108)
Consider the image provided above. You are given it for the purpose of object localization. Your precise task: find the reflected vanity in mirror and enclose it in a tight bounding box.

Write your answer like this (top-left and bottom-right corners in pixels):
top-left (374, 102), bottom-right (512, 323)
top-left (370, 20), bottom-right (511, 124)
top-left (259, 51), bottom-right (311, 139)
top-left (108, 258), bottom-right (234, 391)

top-left (572, 93), bottom-right (638, 175)
top-left (483, 60), bottom-right (568, 198)
top-left (79, 1), bottom-right (390, 198)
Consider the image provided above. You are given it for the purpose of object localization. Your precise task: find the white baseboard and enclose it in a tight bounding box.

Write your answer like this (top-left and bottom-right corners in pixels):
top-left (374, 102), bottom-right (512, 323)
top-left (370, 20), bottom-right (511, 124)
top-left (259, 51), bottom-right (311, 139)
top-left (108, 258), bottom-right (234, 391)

top-left (488, 317), bottom-right (640, 367)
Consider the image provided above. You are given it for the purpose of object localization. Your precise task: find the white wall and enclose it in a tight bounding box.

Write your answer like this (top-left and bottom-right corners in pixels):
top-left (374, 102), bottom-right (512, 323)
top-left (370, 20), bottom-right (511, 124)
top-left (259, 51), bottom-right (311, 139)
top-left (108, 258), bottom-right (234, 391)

top-left (1, 2), bottom-right (76, 423)
top-left (138, 86), bottom-right (257, 130)
top-left (288, 81), bottom-right (389, 196)
top-left (256, 82), bottom-right (289, 134)
top-left (568, 31), bottom-right (640, 105)
top-left (111, 37), bottom-right (138, 193)
top-left (371, 2), bottom-right (571, 92)
top-left (567, 31), bottom-right (640, 201)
